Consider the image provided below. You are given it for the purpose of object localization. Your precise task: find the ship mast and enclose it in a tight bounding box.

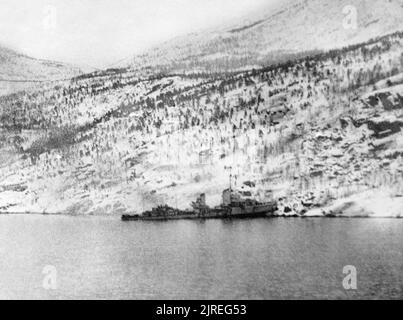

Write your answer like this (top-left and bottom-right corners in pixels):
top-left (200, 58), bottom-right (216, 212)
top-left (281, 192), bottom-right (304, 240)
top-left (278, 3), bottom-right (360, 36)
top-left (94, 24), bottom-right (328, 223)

top-left (224, 165), bottom-right (233, 193)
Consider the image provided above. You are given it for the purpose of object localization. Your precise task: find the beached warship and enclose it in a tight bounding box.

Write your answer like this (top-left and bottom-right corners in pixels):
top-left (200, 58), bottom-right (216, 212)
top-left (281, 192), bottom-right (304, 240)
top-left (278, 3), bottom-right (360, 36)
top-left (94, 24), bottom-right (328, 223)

top-left (121, 189), bottom-right (277, 221)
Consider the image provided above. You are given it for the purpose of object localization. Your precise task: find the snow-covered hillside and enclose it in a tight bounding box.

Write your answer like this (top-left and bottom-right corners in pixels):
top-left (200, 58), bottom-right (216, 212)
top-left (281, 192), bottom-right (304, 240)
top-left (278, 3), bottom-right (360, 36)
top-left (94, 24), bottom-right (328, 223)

top-left (1, 31), bottom-right (403, 217)
top-left (0, 45), bottom-right (82, 95)
top-left (1, 0), bottom-right (403, 217)
top-left (130, 0), bottom-right (403, 73)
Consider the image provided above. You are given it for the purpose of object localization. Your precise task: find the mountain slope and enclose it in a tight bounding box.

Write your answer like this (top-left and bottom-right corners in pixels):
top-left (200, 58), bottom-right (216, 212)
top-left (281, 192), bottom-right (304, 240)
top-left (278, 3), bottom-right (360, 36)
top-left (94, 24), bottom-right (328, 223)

top-left (130, 0), bottom-right (403, 73)
top-left (0, 45), bottom-right (82, 95)
top-left (1, 2), bottom-right (403, 217)
top-left (1, 31), bottom-right (403, 216)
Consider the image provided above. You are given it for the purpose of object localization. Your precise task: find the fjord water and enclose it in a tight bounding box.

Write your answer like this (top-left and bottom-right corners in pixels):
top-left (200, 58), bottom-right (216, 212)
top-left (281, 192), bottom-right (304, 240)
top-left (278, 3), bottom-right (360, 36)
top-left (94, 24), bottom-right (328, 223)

top-left (0, 215), bottom-right (402, 299)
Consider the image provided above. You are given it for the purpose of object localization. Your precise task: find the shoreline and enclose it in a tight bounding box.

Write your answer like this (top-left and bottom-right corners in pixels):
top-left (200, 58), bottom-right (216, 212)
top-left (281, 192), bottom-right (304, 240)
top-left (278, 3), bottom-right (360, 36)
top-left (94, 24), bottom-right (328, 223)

top-left (0, 211), bottom-right (402, 219)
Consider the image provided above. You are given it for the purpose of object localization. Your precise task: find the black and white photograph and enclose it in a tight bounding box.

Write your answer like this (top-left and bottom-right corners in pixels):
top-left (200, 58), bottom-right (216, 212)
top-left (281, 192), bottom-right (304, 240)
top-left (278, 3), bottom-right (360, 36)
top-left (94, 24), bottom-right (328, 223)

top-left (0, 0), bottom-right (403, 302)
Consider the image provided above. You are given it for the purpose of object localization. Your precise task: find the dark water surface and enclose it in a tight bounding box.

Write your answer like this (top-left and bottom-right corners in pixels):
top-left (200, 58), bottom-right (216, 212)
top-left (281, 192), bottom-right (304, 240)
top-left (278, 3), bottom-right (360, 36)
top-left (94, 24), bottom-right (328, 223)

top-left (0, 215), bottom-right (402, 299)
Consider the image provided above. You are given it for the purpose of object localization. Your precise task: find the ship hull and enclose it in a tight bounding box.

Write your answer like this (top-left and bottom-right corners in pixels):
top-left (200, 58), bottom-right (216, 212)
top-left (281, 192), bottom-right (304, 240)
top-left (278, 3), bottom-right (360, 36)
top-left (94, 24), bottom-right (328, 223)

top-left (122, 213), bottom-right (197, 221)
top-left (228, 203), bottom-right (277, 216)
top-left (121, 202), bottom-right (277, 221)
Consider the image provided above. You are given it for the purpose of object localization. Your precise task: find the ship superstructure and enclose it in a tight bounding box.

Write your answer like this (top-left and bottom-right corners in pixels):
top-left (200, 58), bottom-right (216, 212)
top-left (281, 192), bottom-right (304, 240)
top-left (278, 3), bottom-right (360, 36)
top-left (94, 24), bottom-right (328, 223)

top-left (122, 187), bottom-right (277, 221)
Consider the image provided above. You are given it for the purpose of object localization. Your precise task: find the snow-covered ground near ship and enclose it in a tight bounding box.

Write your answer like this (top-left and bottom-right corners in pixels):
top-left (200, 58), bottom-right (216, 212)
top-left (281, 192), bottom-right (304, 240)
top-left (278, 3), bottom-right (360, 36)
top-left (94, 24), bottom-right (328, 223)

top-left (306, 188), bottom-right (403, 218)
